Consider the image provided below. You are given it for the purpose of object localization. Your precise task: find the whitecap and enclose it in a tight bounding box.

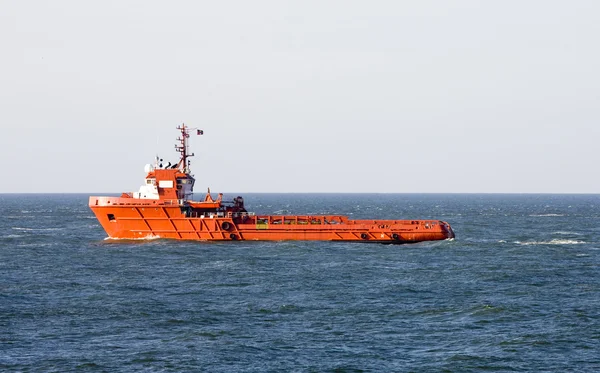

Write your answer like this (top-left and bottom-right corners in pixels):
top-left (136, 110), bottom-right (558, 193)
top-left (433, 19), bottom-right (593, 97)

top-left (516, 239), bottom-right (585, 246)
top-left (17, 243), bottom-right (53, 248)
top-left (553, 231), bottom-right (583, 236)
top-left (529, 214), bottom-right (564, 217)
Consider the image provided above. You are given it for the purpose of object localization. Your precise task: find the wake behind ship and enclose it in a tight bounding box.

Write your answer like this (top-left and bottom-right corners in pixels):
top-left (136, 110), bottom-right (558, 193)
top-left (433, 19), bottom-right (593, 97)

top-left (89, 125), bottom-right (455, 243)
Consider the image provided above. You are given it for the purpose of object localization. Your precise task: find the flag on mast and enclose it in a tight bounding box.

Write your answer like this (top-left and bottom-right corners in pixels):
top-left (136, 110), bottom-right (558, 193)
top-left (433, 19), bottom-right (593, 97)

top-left (197, 129), bottom-right (204, 135)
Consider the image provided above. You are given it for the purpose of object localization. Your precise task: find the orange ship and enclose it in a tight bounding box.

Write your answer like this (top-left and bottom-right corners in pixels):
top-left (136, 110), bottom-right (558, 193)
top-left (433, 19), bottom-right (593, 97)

top-left (89, 125), bottom-right (455, 243)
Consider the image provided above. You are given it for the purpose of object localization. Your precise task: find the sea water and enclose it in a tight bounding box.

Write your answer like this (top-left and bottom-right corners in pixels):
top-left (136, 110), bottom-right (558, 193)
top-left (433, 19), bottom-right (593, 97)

top-left (1, 193), bottom-right (599, 372)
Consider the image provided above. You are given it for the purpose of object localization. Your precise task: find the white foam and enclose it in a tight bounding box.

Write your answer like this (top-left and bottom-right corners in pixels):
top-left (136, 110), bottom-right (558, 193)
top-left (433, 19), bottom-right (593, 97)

top-left (529, 214), bottom-right (564, 217)
top-left (104, 235), bottom-right (161, 241)
top-left (17, 243), bottom-right (53, 247)
top-left (553, 231), bottom-right (583, 236)
top-left (516, 239), bottom-right (585, 246)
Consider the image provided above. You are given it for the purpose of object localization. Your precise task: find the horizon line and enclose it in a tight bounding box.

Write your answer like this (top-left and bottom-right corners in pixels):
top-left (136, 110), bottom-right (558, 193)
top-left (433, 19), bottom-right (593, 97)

top-left (1, 192), bottom-right (599, 195)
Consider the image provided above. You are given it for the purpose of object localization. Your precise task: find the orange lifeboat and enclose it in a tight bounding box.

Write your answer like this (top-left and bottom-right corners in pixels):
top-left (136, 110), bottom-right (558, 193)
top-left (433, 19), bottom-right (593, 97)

top-left (89, 125), bottom-right (455, 243)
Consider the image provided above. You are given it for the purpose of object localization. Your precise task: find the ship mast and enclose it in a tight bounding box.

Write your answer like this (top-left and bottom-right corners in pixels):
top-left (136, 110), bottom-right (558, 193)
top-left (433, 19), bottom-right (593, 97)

top-left (175, 124), bottom-right (195, 173)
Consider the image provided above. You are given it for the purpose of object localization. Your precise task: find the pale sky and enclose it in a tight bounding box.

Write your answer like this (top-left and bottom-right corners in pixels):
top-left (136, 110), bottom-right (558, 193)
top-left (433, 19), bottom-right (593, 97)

top-left (1, 1), bottom-right (598, 193)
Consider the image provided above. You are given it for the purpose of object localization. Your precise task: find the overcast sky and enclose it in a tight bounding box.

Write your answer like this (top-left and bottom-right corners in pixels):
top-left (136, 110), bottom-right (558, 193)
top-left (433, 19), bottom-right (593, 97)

top-left (1, 1), bottom-right (598, 193)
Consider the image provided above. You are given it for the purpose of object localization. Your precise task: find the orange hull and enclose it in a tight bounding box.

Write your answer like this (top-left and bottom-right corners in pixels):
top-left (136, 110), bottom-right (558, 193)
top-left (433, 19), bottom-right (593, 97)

top-left (89, 196), bottom-right (455, 243)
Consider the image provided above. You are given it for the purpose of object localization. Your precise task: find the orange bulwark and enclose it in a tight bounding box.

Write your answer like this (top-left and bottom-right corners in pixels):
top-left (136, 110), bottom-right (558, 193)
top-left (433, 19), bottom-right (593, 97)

top-left (89, 125), bottom-right (455, 243)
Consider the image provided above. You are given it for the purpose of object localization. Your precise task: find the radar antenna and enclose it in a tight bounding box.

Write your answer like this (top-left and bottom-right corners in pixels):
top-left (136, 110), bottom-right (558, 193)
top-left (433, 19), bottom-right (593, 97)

top-left (175, 123), bottom-right (202, 173)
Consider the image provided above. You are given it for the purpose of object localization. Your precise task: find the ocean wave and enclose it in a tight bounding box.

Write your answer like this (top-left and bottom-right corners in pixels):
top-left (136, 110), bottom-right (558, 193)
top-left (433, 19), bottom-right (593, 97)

top-left (516, 239), bottom-right (586, 246)
top-left (553, 231), bottom-right (583, 236)
top-left (12, 227), bottom-right (65, 231)
top-left (16, 243), bottom-right (54, 248)
top-left (2, 234), bottom-right (23, 238)
top-left (529, 214), bottom-right (564, 217)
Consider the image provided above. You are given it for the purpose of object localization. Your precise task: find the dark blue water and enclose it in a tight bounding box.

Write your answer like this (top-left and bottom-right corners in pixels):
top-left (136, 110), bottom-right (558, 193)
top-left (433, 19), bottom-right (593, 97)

top-left (1, 193), bottom-right (599, 372)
